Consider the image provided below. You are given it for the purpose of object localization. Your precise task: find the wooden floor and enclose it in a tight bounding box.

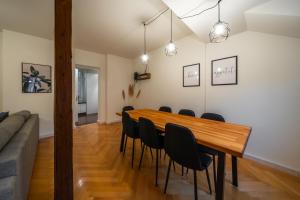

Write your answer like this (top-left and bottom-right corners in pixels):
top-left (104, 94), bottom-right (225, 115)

top-left (28, 123), bottom-right (300, 200)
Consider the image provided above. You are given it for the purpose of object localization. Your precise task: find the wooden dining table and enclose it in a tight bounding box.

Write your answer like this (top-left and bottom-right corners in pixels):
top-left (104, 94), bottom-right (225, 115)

top-left (117, 109), bottom-right (252, 200)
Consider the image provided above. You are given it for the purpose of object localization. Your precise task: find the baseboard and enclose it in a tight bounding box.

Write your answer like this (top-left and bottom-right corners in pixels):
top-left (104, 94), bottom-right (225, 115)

top-left (105, 119), bottom-right (121, 124)
top-left (97, 119), bottom-right (106, 124)
top-left (244, 153), bottom-right (300, 177)
top-left (39, 133), bottom-right (54, 139)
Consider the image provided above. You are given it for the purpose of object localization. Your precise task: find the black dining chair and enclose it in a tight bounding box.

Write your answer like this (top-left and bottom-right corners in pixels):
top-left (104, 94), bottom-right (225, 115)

top-left (138, 117), bottom-right (164, 186)
top-left (199, 112), bottom-right (225, 188)
top-left (178, 109), bottom-right (196, 175)
top-left (178, 109), bottom-right (195, 117)
top-left (159, 106), bottom-right (172, 113)
top-left (122, 111), bottom-right (140, 168)
top-left (164, 123), bottom-right (212, 199)
top-left (123, 106), bottom-right (134, 112)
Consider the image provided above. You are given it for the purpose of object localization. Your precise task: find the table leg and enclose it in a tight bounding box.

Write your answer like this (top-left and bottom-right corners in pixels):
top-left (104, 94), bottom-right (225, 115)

top-left (232, 155), bottom-right (238, 187)
top-left (120, 129), bottom-right (125, 152)
top-left (216, 152), bottom-right (226, 200)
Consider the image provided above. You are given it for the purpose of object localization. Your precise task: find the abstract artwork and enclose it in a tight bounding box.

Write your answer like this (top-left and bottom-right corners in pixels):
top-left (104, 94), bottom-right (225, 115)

top-left (211, 56), bottom-right (238, 86)
top-left (22, 63), bottom-right (52, 93)
top-left (183, 63), bottom-right (200, 87)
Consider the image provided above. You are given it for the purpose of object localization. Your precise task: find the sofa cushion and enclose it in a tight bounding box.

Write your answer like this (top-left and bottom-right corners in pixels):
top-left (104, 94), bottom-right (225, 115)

top-left (0, 176), bottom-right (16, 200)
top-left (0, 115), bottom-right (25, 151)
top-left (11, 111), bottom-right (31, 121)
top-left (0, 114), bottom-right (39, 200)
top-left (0, 112), bottom-right (9, 123)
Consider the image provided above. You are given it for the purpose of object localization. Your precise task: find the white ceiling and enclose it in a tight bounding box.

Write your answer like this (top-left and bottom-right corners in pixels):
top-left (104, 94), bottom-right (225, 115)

top-left (0, 0), bottom-right (299, 58)
top-left (162, 0), bottom-right (300, 42)
top-left (0, 0), bottom-right (191, 58)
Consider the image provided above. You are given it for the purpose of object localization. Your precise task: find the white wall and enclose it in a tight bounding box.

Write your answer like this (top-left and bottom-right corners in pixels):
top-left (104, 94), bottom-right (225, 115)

top-left (133, 35), bottom-right (206, 115)
top-left (205, 31), bottom-right (300, 173)
top-left (0, 31), bottom-right (3, 111)
top-left (133, 31), bottom-right (300, 173)
top-left (73, 49), bottom-right (106, 123)
top-left (106, 54), bottom-right (134, 123)
top-left (1, 30), bottom-right (54, 137)
top-left (0, 30), bottom-right (113, 137)
top-left (86, 72), bottom-right (98, 114)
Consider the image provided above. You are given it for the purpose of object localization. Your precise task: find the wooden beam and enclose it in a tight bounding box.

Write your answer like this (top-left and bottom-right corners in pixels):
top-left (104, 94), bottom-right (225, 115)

top-left (54, 0), bottom-right (73, 199)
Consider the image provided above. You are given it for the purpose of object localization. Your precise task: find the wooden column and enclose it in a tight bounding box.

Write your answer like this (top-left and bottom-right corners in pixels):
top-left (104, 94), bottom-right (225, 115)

top-left (54, 0), bottom-right (73, 199)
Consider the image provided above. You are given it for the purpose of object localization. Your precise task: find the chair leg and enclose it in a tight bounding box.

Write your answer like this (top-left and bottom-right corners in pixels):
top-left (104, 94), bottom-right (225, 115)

top-left (150, 148), bottom-right (153, 160)
top-left (172, 161), bottom-right (176, 172)
top-left (193, 170), bottom-right (198, 200)
top-left (164, 159), bottom-right (172, 194)
top-left (138, 144), bottom-right (145, 169)
top-left (131, 139), bottom-right (135, 168)
top-left (182, 165), bottom-right (184, 176)
top-left (155, 149), bottom-right (159, 186)
top-left (212, 155), bottom-right (217, 190)
top-left (205, 168), bottom-right (212, 194)
top-left (123, 136), bottom-right (128, 156)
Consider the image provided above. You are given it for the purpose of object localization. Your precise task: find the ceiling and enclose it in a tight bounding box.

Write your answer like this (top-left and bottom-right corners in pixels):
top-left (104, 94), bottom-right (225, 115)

top-left (162, 0), bottom-right (300, 42)
top-left (0, 0), bottom-right (191, 58)
top-left (0, 0), bottom-right (299, 58)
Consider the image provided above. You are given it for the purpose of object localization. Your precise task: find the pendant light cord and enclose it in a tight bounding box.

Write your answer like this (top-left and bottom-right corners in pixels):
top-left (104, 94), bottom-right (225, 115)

top-left (179, 0), bottom-right (222, 20)
top-left (170, 10), bottom-right (173, 42)
top-left (218, 2), bottom-right (221, 22)
top-left (143, 23), bottom-right (147, 54)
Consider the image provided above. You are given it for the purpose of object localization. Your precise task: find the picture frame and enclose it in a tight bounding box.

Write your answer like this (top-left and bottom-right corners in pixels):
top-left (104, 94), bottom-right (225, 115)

top-left (183, 63), bottom-right (200, 87)
top-left (211, 56), bottom-right (238, 86)
top-left (22, 63), bottom-right (52, 93)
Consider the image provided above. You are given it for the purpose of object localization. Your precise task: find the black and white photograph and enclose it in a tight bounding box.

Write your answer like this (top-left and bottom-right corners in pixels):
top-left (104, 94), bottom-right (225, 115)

top-left (22, 63), bottom-right (52, 93)
top-left (183, 63), bottom-right (200, 87)
top-left (211, 56), bottom-right (238, 86)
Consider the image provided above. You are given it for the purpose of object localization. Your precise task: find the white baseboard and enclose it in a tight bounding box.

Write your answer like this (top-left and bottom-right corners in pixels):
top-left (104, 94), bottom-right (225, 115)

top-left (244, 153), bottom-right (300, 177)
top-left (39, 132), bottom-right (54, 139)
top-left (105, 119), bottom-right (121, 124)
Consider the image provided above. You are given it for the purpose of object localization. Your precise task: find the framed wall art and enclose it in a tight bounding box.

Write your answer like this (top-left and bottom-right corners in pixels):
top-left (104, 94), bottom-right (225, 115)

top-left (22, 63), bottom-right (52, 93)
top-left (183, 63), bottom-right (200, 87)
top-left (211, 56), bottom-right (238, 86)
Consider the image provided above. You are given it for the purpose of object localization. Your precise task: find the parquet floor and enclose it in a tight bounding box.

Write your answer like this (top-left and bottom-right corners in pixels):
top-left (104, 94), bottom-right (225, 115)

top-left (28, 123), bottom-right (300, 200)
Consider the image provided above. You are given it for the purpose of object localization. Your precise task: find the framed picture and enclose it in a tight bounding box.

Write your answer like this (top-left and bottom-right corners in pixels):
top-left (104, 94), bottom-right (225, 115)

top-left (183, 63), bottom-right (200, 87)
top-left (211, 56), bottom-right (238, 86)
top-left (22, 63), bottom-right (52, 93)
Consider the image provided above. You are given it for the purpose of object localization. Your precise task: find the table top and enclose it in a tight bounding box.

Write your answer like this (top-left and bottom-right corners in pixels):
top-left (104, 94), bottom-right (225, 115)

top-left (123, 109), bottom-right (251, 157)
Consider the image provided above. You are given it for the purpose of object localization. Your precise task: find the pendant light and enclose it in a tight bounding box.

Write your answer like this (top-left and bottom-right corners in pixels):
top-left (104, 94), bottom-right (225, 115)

top-left (165, 10), bottom-right (177, 56)
top-left (140, 23), bottom-right (149, 64)
top-left (209, 0), bottom-right (230, 43)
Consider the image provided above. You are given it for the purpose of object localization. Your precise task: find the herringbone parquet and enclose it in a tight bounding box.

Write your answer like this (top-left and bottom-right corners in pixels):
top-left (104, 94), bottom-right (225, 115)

top-left (28, 123), bottom-right (300, 200)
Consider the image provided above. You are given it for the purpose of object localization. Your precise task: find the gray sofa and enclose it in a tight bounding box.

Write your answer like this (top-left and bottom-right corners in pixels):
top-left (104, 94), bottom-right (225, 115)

top-left (0, 111), bottom-right (39, 200)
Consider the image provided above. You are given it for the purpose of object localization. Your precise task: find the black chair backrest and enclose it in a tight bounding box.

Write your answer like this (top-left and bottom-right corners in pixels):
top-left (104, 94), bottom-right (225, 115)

top-left (122, 111), bottom-right (137, 138)
top-left (164, 123), bottom-right (201, 169)
top-left (123, 106), bottom-right (134, 112)
top-left (159, 106), bottom-right (172, 113)
top-left (201, 113), bottom-right (225, 122)
top-left (139, 117), bottom-right (161, 148)
top-left (178, 109), bottom-right (195, 117)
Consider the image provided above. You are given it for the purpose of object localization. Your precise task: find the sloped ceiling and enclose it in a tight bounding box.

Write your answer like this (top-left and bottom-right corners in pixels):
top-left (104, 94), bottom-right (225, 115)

top-left (0, 0), bottom-right (299, 58)
top-left (162, 0), bottom-right (300, 42)
top-left (0, 0), bottom-right (191, 58)
top-left (245, 0), bottom-right (300, 38)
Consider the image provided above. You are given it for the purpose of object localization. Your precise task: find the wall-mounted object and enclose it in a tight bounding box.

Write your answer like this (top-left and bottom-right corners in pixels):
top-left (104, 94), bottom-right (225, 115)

top-left (211, 56), bottom-right (238, 86)
top-left (22, 63), bottom-right (52, 93)
top-left (134, 72), bottom-right (151, 81)
top-left (183, 63), bottom-right (200, 87)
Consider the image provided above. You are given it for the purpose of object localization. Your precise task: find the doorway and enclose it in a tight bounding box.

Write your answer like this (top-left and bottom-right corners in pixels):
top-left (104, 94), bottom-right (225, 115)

top-left (75, 66), bottom-right (99, 126)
